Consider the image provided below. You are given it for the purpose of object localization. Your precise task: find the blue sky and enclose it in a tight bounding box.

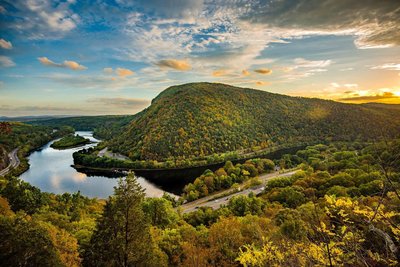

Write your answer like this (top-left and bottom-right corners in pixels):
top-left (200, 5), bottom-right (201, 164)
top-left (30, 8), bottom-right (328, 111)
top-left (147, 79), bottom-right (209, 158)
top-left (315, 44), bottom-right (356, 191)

top-left (0, 0), bottom-right (400, 116)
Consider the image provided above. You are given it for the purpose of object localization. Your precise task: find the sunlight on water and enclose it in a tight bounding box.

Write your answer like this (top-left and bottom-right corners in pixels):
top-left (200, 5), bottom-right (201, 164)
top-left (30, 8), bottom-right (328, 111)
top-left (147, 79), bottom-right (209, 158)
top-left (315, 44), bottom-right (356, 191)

top-left (19, 131), bottom-right (167, 198)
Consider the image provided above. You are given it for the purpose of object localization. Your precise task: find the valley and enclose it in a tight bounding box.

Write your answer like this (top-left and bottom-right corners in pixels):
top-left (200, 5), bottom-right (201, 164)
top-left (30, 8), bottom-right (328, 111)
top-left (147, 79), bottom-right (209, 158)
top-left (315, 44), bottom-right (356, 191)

top-left (1, 83), bottom-right (399, 266)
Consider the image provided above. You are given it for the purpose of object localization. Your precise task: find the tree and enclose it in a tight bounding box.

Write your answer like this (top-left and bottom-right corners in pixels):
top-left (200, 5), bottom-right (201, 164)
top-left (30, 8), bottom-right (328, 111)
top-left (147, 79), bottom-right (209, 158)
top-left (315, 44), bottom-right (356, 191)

top-left (142, 197), bottom-right (178, 228)
top-left (84, 174), bottom-right (163, 266)
top-left (0, 213), bottom-right (65, 266)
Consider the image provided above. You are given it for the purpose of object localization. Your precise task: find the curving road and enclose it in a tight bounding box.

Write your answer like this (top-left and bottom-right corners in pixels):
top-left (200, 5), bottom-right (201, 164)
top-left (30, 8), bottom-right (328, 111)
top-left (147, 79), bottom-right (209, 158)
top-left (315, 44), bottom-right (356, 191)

top-left (180, 169), bottom-right (298, 214)
top-left (0, 148), bottom-right (20, 177)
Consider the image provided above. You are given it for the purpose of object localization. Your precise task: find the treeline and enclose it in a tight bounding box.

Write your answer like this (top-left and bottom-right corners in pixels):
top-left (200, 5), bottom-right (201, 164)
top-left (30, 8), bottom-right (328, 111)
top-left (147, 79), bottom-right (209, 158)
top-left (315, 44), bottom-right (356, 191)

top-left (28, 115), bottom-right (136, 140)
top-left (73, 146), bottom-right (267, 170)
top-left (109, 82), bottom-right (400, 163)
top-left (183, 158), bottom-right (275, 201)
top-left (1, 139), bottom-right (399, 266)
top-left (0, 176), bottom-right (104, 266)
top-left (0, 122), bottom-right (74, 175)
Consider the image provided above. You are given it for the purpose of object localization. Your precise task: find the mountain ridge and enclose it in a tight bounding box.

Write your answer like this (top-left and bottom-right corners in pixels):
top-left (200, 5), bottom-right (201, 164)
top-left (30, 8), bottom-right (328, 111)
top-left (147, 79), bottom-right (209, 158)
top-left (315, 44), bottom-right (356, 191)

top-left (109, 82), bottom-right (400, 162)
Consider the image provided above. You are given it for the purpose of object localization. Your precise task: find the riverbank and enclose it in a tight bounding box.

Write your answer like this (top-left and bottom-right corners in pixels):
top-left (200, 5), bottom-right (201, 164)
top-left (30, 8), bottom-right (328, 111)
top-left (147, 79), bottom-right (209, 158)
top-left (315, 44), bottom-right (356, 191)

top-left (72, 144), bottom-right (309, 195)
top-left (51, 134), bottom-right (92, 149)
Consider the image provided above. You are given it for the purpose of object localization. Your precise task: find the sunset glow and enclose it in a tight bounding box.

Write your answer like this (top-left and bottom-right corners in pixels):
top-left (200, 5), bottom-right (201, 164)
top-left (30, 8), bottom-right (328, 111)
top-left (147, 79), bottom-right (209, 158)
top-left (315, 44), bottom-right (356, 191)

top-left (1, 0), bottom-right (399, 116)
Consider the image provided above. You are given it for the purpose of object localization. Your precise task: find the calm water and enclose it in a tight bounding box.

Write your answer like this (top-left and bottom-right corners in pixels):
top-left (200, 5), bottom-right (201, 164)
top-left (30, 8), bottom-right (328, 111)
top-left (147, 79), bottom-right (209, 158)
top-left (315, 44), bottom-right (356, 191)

top-left (19, 131), bottom-right (168, 198)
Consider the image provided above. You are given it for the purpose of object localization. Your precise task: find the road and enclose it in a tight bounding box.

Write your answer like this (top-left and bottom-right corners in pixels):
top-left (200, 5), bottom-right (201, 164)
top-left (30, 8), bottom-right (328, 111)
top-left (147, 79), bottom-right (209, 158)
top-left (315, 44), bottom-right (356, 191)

top-left (0, 148), bottom-right (20, 176)
top-left (98, 147), bottom-right (130, 161)
top-left (180, 169), bottom-right (298, 213)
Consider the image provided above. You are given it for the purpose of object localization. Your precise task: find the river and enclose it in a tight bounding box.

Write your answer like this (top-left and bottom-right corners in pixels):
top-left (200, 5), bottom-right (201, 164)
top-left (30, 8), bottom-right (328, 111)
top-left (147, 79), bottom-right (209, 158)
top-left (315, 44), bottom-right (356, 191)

top-left (19, 131), bottom-right (169, 199)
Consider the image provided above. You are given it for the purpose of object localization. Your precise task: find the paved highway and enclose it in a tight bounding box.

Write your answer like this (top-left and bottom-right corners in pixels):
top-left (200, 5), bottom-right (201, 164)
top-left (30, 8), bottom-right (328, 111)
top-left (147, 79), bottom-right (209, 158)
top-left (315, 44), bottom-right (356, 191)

top-left (0, 148), bottom-right (20, 176)
top-left (180, 169), bottom-right (298, 213)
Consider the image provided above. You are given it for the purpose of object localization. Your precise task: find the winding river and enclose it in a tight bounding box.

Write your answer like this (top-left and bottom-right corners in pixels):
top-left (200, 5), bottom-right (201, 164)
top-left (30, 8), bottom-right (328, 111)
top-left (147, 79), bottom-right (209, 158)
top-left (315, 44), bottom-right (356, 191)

top-left (19, 131), bottom-right (168, 198)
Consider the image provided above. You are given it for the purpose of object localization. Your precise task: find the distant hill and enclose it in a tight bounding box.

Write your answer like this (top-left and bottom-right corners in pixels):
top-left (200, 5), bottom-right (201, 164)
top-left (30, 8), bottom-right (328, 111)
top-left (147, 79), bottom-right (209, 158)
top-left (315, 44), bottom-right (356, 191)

top-left (0, 115), bottom-right (70, 122)
top-left (28, 115), bottom-right (136, 139)
top-left (108, 82), bottom-right (400, 162)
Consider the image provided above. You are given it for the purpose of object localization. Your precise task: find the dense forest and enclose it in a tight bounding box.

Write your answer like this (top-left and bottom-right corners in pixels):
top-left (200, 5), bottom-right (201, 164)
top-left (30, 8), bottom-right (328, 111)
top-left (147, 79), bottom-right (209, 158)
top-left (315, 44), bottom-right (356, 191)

top-left (1, 139), bottom-right (399, 266)
top-left (0, 122), bottom-right (73, 174)
top-left (109, 83), bottom-right (400, 164)
top-left (51, 134), bottom-right (91, 149)
top-left (182, 158), bottom-right (275, 201)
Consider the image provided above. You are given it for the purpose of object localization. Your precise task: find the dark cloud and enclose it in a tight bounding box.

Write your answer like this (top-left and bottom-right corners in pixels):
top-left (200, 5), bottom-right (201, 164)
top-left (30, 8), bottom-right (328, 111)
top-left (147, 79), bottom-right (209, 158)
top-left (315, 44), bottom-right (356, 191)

top-left (241, 0), bottom-right (400, 48)
top-left (156, 59), bottom-right (192, 71)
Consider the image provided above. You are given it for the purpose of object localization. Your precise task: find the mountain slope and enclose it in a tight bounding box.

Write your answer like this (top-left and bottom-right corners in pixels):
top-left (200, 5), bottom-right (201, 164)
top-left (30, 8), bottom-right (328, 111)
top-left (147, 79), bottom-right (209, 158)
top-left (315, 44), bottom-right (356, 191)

top-left (109, 82), bottom-right (400, 162)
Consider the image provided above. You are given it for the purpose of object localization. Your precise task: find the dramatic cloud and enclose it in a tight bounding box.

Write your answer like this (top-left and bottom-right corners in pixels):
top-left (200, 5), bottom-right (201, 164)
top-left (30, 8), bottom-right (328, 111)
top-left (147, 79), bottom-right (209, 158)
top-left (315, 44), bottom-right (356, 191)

top-left (0, 39), bottom-right (12, 49)
top-left (156, 59), bottom-right (191, 71)
top-left (3, 0), bottom-right (79, 39)
top-left (241, 0), bottom-right (400, 49)
top-left (371, 63), bottom-right (400, 71)
top-left (38, 57), bottom-right (87, 70)
top-left (254, 68), bottom-right (272, 75)
top-left (0, 56), bottom-right (15, 67)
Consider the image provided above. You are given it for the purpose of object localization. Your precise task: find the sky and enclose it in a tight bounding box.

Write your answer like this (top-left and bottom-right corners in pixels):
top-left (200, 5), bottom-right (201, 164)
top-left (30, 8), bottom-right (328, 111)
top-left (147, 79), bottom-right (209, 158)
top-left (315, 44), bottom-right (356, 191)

top-left (0, 0), bottom-right (400, 116)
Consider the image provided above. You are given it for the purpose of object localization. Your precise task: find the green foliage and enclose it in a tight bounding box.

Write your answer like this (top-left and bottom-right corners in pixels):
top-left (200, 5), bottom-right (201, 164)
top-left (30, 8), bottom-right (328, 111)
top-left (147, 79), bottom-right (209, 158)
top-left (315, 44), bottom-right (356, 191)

top-left (0, 201), bottom-right (81, 267)
top-left (228, 194), bottom-right (266, 216)
top-left (142, 197), bottom-right (179, 228)
top-left (51, 134), bottom-right (91, 149)
top-left (0, 122), bottom-right (73, 175)
top-left (84, 174), bottom-right (165, 266)
top-left (183, 158), bottom-right (274, 201)
top-left (1, 137), bottom-right (399, 266)
top-left (0, 176), bottom-right (50, 214)
top-left (109, 82), bottom-right (400, 164)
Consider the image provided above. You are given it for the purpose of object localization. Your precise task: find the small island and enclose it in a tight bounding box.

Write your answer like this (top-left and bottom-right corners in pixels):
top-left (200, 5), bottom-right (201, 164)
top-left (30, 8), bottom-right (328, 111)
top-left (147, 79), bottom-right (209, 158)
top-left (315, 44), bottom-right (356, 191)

top-left (51, 134), bottom-right (91, 149)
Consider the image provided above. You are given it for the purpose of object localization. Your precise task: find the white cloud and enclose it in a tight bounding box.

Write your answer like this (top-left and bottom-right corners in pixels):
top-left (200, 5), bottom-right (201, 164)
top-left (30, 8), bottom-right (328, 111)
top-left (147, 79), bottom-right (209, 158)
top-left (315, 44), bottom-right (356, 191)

top-left (0, 56), bottom-right (16, 67)
top-left (293, 58), bottom-right (332, 69)
top-left (0, 39), bottom-right (12, 49)
top-left (371, 63), bottom-right (400, 71)
top-left (38, 57), bottom-right (87, 70)
top-left (103, 67), bottom-right (113, 74)
top-left (4, 0), bottom-right (78, 39)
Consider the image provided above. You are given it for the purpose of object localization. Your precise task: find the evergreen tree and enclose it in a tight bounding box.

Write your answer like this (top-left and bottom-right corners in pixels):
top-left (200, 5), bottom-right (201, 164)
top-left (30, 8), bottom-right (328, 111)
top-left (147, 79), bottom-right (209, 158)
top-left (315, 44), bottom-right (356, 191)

top-left (84, 174), bottom-right (155, 267)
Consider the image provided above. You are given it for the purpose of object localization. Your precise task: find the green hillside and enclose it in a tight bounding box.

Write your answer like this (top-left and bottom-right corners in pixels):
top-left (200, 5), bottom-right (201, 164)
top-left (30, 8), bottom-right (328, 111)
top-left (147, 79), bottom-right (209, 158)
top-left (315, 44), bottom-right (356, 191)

top-left (109, 82), bottom-right (400, 162)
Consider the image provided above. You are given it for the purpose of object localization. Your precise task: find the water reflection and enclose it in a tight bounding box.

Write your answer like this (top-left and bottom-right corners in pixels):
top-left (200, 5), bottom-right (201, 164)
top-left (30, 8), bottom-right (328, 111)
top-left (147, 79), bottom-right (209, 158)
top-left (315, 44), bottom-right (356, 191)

top-left (19, 131), bottom-right (167, 198)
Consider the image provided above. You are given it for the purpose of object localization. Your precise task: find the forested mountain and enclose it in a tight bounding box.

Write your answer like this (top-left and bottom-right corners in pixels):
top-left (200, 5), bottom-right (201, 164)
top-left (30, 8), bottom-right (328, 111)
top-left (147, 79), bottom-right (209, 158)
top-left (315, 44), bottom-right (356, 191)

top-left (109, 82), bottom-right (400, 162)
